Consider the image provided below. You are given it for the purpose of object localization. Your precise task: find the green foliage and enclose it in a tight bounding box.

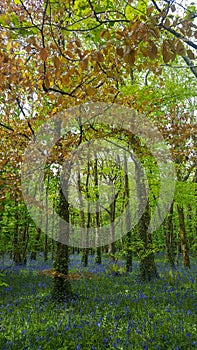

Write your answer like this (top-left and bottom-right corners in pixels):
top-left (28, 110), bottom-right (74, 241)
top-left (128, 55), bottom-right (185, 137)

top-left (109, 264), bottom-right (127, 275)
top-left (175, 181), bottom-right (197, 206)
top-left (0, 272), bottom-right (8, 290)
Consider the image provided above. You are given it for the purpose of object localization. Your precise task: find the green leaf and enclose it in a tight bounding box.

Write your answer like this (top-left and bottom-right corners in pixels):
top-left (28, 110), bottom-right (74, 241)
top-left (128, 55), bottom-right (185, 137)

top-left (125, 4), bottom-right (139, 20)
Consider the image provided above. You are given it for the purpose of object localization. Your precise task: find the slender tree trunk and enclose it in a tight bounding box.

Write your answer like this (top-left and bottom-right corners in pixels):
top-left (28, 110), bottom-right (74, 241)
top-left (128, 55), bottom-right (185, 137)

top-left (175, 230), bottom-right (181, 265)
top-left (21, 222), bottom-right (29, 265)
top-left (44, 174), bottom-right (49, 261)
top-left (165, 202), bottom-right (175, 268)
top-left (187, 204), bottom-right (193, 248)
top-left (51, 198), bottom-right (55, 259)
top-left (108, 193), bottom-right (118, 260)
top-left (30, 227), bottom-right (41, 260)
top-left (81, 158), bottom-right (91, 267)
top-left (12, 195), bottom-right (22, 265)
top-left (77, 162), bottom-right (89, 267)
top-left (109, 213), bottom-right (116, 260)
top-left (124, 153), bottom-right (132, 272)
top-left (177, 204), bottom-right (190, 268)
top-left (44, 235), bottom-right (48, 261)
top-left (94, 157), bottom-right (101, 264)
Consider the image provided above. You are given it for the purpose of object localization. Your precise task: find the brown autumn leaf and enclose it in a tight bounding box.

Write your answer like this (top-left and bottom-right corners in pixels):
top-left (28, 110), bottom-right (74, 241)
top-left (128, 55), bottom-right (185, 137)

top-left (80, 58), bottom-right (89, 70)
top-left (40, 47), bottom-right (48, 61)
top-left (124, 49), bottom-right (136, 67)
top-left (53, 56), bottom-right (60, 69)
top-left (187, 49), bottom-right (195, 60)
top-left (164, 18), bottom-right (170, 27)
top-left (176, 41), bottom-right (185, 56)
top-left (116, 47), bottom-right (124, 57)
top-left (86, 86), bottom-right (94, 96)
top-left (44, 76), bottom-right (50, 89)
top-left (148, 41), bottom-right (158, 59)
top-left (162, 41), bottom-right (172, 63)
top-left (97, 52), bottom-right (104, 62)
top-left (25, 45), bottom-right (32, 53)
top-left (100, 29), bottom-right (107, 38)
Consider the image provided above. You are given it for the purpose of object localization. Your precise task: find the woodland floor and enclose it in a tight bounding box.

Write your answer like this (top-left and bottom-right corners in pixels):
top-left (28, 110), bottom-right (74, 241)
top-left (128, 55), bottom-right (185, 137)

top-left (0, 253), bottom-right (197, 350)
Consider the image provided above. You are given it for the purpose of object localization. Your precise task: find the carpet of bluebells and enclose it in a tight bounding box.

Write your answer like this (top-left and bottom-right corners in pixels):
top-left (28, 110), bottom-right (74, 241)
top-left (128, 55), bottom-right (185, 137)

top-left (0, 253), bottom-right (197, 350)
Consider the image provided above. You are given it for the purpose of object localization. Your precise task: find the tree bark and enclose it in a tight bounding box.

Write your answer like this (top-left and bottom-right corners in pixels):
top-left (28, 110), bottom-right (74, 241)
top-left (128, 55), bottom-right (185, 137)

top-left (135, 159), bottom-right (158, 280)
top-left (124, 153), bottom-right (132, 272)
top-left (12, 194), bottom-right (22, 265)
top-left (52, 185), bottom-right (72, 301)
top-left (165, 202), bottom-right (175, 268)
top-left (30, 227), bottom-right (41, 260)
top-left (177, 204), bottom-right (190, 268)
top-left (94, 157), bottom-right (101, 264)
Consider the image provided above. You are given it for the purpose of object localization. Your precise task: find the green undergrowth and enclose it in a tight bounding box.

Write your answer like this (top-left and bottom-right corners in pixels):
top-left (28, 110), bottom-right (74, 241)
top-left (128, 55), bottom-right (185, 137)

top-left (0, 255), bottom-right (197, 349)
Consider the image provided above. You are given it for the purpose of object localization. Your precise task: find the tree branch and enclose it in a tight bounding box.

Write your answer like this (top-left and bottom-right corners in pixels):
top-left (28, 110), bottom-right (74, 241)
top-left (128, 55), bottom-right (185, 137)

top-left (0, 122), bottom-right (30, 140)
top-left (160, 24), bottom-right (197, 51)
top-left (182, 56), bottom-right (197, 79)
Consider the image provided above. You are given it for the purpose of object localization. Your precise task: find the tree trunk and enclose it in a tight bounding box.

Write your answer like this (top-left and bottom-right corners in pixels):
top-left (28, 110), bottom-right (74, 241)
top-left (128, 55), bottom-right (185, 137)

top-left (30, 227), bottom-right (41, 260)
top-left (80, 159), bottom-right (90, 267)
top-left (52, 186), bottom-right (72, 301)
top-left (44, 174), bottom-right (49, 261)
top-left (94, 157), bottom-right (101, 264)
top-left (165, 202), bottom-right (175, 268)
top-left (12, 195), bottom-right (22, 265)
top-left (177, 204), bottom-right (190, 268)
top-left (20, 222), bottom-right (29, 265)
top-left (138, 206), bottom-right (158, 281)
top-left (124, 153), bottom-right (132, 272)
top-left (135, 159), bottom-right (158, 280)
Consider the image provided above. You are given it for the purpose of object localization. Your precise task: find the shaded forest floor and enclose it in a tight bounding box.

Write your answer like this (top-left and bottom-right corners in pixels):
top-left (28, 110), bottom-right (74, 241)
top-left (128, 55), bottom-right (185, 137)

top-left (1, 254), bottom-right (197, 350)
